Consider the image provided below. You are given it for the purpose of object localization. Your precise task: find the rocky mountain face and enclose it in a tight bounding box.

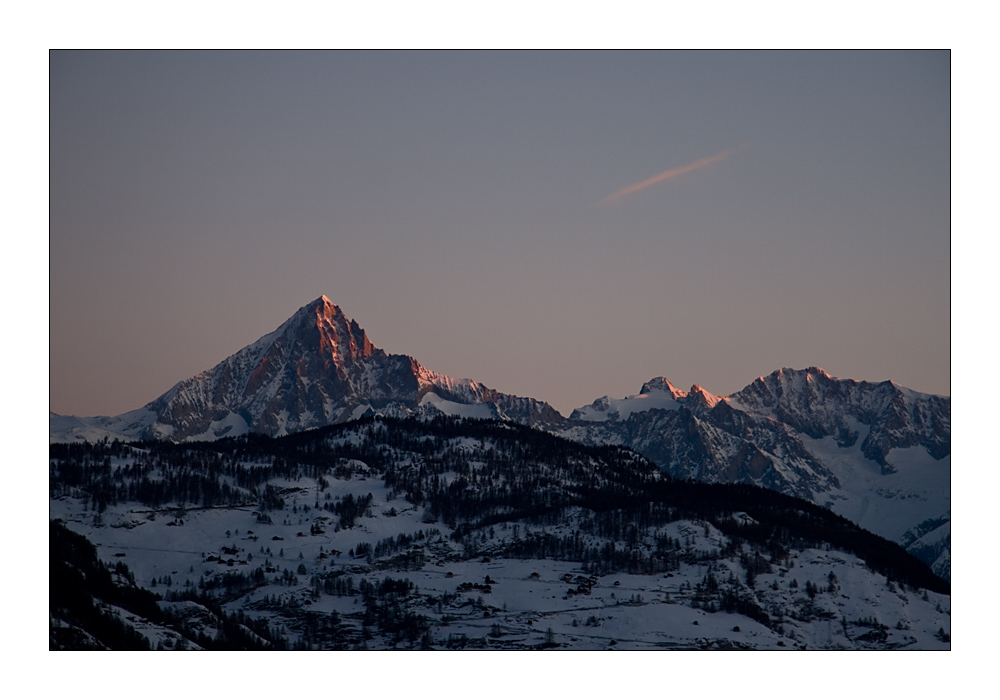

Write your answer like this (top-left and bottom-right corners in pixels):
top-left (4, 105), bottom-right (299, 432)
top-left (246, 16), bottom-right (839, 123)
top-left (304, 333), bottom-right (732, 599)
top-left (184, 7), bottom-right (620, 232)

top-left (562, 377), bottom-right (839, 499)
top-left (52, 296), bottom-right (561, 443)
top-left (554, 368), bottom-right (951, 579)
top-left (728, 368), bottom-right (950, 468)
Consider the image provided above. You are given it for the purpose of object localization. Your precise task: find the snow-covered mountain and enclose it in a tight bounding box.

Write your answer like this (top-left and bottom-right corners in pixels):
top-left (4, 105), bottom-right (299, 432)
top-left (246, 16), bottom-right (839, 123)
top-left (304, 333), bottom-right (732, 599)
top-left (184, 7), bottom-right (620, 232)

top-left (50, 296), bottom-right (561, 443)
top-left (556, 368), bottom-right (950, 579)
top-left (50, 299), bottom-right (949, 578)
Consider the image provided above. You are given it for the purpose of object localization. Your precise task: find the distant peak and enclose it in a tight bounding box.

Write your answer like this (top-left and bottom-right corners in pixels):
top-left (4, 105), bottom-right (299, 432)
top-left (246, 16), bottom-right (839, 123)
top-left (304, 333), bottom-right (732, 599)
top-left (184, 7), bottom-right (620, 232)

top-left (310, 295), bottom-right (339, 312)
top-left (639, 377), bottom-right (685, 399)
top-left (803, 366), bottom-right (831, 379)
top-left (766, 367), bottom-right (833, 382)
top-left (289, 295), bottom-right (340, 319)
top-left (687, 384), bottom-right (721, 408)
top-left (299, 296), bottom-right (353, 327)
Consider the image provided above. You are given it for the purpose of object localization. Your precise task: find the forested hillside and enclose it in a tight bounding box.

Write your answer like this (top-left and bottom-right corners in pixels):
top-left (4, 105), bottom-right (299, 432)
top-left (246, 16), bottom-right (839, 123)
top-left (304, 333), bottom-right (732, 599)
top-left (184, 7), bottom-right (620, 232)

top-left (50, 415), bottom-right (950, 650)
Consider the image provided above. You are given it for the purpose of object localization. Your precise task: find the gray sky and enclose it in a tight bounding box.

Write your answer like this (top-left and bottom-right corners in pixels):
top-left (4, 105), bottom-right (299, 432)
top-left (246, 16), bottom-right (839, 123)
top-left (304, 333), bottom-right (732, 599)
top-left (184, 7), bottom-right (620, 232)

top-left (50, 50), bottom-right (950, 417)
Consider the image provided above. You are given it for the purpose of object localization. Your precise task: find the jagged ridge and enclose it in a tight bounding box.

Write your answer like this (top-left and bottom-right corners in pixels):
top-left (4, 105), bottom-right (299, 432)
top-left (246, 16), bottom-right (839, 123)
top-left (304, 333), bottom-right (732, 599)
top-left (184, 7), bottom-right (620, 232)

top-left (54, 297), bottom-right (561, 442)
top-left (554, 367), bottom-right (950, 578)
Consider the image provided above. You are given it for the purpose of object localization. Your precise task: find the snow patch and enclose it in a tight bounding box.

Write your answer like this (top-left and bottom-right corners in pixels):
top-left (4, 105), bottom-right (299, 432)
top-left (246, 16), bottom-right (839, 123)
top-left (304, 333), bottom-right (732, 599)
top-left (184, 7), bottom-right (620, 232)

top-left (183, 413), bottom-right (250, 442)
top-left (420, 392), bottom-right (497, 419)
top-left (571, 389), bottom-right (681, 422)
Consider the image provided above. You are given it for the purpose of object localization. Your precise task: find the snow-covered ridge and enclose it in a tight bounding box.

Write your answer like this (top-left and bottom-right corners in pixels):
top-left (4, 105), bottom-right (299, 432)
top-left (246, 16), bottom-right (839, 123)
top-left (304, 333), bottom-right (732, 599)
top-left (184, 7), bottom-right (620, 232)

top-left (569, 383), bottom-right (682, 422)
top-left (568, 378), bottom-right (723, 422)
top-left (555, 366), bottom-right (950, 579)
top-left (726, 366), bottom-right (950, 465)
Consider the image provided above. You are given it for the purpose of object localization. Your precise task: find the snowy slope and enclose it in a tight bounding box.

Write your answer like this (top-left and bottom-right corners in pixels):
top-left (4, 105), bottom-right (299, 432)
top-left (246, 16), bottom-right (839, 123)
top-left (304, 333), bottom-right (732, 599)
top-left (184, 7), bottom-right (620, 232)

top-left (50, 417), bottom-right (950, 650)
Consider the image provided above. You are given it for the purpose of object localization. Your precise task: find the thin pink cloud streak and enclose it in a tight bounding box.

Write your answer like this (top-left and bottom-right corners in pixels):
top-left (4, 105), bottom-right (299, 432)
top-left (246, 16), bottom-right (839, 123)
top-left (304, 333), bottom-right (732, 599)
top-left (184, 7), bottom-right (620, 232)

top-left (597, 148), bottom-right (733, 205)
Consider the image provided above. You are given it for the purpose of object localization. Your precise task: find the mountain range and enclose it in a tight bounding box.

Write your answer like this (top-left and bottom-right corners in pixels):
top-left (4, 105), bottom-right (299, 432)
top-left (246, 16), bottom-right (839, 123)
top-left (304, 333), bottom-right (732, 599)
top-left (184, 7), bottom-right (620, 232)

top-left (50, 296), bottom-right (950, 579)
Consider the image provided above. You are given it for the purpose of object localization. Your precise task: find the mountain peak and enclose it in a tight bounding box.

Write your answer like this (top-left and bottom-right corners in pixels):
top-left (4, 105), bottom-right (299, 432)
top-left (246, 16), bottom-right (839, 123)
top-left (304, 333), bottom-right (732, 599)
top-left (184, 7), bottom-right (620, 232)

top-left (639, 377), bottom-right (685, 398)
top-left (278, 297), bottom-right (378, 361)
top-left (314, 295), bottom-right (339, 314)
top-left (687, 384), bottom-right (722, 409)
top-left (769, 366), bottom-right (831, 380)
top-left (58, 296), bottom-right (562, 441)
top-left (303, 295), bottom-right (344, 319)
top-left (312, 299), bottom-right (378, 361)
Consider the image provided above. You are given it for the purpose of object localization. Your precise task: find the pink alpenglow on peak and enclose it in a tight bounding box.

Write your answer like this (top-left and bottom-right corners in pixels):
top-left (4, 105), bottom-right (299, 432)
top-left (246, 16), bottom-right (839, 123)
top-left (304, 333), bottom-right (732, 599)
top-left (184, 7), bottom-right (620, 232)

top-left (51, 296), bottom-right (562, 442)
